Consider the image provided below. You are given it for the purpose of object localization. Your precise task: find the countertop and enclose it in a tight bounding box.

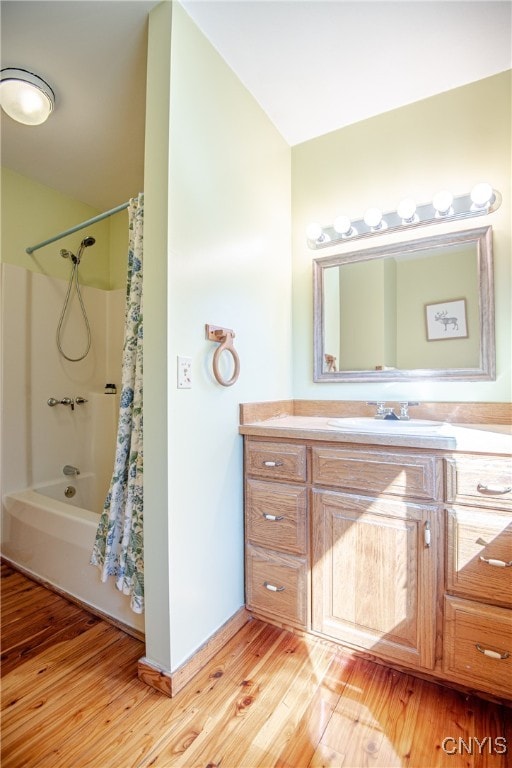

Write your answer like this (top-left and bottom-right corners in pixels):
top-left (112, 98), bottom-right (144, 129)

top-left (239, 415), bottom-right (512, 455)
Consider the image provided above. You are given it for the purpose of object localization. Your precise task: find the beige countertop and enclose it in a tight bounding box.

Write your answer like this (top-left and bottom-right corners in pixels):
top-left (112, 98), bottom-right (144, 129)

top-left (239, 415), bottom-right (512, 455)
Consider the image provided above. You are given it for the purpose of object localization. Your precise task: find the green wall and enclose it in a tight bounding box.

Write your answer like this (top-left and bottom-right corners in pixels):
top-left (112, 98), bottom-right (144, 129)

top-left (292, 70), bottom-right (511, 401)
top-left (1, 167), bottom-right (127, 290)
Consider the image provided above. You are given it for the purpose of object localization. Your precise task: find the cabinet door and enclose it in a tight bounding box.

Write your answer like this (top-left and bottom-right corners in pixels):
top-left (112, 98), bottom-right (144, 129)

top-left (312, 490), bottom-right (438, 669)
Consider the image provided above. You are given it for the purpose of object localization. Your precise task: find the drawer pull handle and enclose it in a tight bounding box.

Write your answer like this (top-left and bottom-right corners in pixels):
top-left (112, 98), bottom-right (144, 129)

top-left (479, 556), bottom-right (512, 568)
top-left (477, 483), bottom-right (512, 495)
top-left (263, 581), bottom-right (285, 592)
top-left (262, 460), bottom-right (284, 467)
top-left (475, 644), bottom-right (510, 660)
top-left (263, 513), bottom-right (284, 522)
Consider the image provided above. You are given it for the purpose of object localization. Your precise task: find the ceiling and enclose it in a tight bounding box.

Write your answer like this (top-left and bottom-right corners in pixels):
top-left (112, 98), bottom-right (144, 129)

top-left (1, 0), bottom-right (510, 212)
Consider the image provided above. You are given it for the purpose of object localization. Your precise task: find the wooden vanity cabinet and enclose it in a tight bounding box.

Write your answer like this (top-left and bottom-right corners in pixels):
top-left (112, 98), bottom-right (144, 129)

top-left (243, 434), bottom-right (511, 699)
top-left (244, 441), bottom-right (309, 629)
top-left (311, 447), bottom-right (442, 671)
top-left (444, 454), bottom-right (512, 697)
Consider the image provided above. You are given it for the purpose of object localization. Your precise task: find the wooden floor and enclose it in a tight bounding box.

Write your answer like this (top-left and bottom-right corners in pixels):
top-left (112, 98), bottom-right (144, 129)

top-left (1, 562), bottom-right (510, 768)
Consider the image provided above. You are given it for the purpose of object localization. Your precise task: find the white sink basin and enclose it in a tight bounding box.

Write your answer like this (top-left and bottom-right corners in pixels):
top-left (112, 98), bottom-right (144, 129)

top-left (327, 417), bottom-right (445, 434)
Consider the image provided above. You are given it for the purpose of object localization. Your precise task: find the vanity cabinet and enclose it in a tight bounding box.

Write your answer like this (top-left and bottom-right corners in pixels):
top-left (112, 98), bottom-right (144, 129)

top-left (244, 441), bottom-right (309, 629)
top-left (311, 447), bottom-right (441, 670)
top-left (443, 454), bottom-right (512, 697)
top-left (242, 429), bottom-right (511, 700)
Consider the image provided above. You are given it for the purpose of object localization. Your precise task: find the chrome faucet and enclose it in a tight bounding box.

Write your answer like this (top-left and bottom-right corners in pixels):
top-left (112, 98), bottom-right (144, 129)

top-left (368, 401), bottom-right (419, 420)
top-left (367, 401), bottom-right (390, 419)
top-left (63, 465), bottom-right (80, 476)
top-left (398, 401), bottom-right (419, 420)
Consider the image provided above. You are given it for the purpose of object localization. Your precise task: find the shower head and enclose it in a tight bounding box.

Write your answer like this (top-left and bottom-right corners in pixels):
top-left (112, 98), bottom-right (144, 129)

top-left (75, 235), bottom-right (96, 263)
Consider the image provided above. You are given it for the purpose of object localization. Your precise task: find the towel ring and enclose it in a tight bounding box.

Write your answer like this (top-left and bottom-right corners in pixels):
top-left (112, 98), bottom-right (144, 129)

top-left (206, 324), bottom-right (240, 387)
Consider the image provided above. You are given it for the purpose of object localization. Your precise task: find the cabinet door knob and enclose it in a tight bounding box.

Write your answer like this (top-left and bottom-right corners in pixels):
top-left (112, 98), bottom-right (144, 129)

top-left (424, 521), bottom-right (431, 547)
top-left (477, 483), bottom-right (512, 495)
top-left (262, 460), bottom-right (284, 467)
top-left (479, 556), bottom-right (512, 568)
top-left (263, 513), bottom-right (284, 521)
top-left (263, 581), bottom-right (285, 592)
top-left (475, 644), bottom-right (510, 660)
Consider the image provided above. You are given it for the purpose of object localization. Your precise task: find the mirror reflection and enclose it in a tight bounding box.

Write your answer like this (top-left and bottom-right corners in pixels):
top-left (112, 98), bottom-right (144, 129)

top-left (313, 226), bottom-right (495, 382)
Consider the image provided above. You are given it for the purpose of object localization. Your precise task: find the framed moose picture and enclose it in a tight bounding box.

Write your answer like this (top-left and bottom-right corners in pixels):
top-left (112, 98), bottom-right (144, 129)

top-left (425, 298), bottom-right (468, 341)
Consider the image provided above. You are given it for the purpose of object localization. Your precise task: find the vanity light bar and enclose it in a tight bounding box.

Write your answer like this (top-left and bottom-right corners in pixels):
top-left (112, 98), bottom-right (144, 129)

top-left (306, 184), bottom-right (502, 250)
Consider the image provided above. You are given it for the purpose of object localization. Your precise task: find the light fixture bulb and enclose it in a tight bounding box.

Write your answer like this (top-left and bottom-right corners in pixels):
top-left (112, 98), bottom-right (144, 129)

top-left (432, 190), bottom-right (453, 216)
top-left (363, 207), bottom-right (383, 229)
top-left (306, 222), bottom-right (323, 241)
top-left (333, 215), bottom-right (353, 236)
top-left (470, 182), bottom-right (494, 209)
top-left (0, 68), bottom-right (55, 125)
top-left (397, 198), bottom-right (417, 223)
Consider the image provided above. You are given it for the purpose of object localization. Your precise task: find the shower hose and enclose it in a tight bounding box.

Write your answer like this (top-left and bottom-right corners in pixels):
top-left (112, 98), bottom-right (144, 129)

top-left (56, 258), bottom-right (91, 362)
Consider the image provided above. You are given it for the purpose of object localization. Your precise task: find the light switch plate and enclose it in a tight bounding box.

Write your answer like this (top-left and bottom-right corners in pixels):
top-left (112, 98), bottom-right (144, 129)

top-left (177, 356), bottom-right (192, 388)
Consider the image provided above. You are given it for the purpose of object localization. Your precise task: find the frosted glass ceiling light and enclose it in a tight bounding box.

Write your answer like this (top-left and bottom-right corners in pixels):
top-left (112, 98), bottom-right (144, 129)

top-left (470, 182), bottom-right (494, 210)
top-left (432, 190), bottom-right (454, 217)
top-left (0, 68), bottom-right (55, 125)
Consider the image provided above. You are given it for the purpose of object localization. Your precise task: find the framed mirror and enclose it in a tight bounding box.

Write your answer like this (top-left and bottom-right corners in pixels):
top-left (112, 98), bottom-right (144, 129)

top-left (313, 226), bottom-right (495, 382)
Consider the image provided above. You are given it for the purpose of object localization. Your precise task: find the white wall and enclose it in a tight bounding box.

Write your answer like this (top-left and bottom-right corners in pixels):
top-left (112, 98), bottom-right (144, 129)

top-left (143, 1), bottom-right (292, 672)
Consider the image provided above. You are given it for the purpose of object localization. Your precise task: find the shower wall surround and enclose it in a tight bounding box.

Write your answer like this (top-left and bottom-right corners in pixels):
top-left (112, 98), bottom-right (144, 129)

top-left (1, 262), bottom-right (124, 497)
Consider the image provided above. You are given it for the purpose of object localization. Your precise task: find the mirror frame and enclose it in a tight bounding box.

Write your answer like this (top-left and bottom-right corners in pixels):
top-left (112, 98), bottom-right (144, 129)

top-left (313, 225), bottom-right (495, 382)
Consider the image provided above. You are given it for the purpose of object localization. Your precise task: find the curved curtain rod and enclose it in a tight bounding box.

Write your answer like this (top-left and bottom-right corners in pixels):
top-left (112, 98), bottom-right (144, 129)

top-left (26, 201), bottom-right (130, 254)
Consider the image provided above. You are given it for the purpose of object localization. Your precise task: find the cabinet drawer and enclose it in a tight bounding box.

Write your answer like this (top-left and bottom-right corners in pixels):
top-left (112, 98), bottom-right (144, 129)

top-left (446, 455), bottom-right (512, 511)
top-left (245, 480), bottom-right (308, 555)
top-left (312, 447), bottom-right (441, 501)
top-left (443, 596), bottom-right (512, 697)
top-left (246, 544), bottom-right (308, 627)
top-left (245, 441), bottom-right (307, 483)
top-left (446, 507), bottom-right (512, 607)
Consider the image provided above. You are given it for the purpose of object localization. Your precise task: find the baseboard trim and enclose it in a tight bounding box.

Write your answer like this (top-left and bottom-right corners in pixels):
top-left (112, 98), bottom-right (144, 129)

top-left (137, 606), bottom-right (250, 697)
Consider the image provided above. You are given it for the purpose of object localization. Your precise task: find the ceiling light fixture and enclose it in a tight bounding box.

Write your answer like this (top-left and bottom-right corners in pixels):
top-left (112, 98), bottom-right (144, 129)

top-left (0, 68), bottom-right (55, 125)
top-left (306, 183), bottom-right (502, 249)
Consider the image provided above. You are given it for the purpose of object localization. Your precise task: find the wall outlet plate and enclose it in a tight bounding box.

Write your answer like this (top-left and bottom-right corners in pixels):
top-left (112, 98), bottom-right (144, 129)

top-left (177, 356), bottom-right (192, 389)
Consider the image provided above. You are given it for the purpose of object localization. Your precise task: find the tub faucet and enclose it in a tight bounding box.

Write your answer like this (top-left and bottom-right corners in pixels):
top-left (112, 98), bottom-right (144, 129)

top-left (63, 465), bottom-right (80, 476)
top-left (60, 397), bottom-right (74, 411)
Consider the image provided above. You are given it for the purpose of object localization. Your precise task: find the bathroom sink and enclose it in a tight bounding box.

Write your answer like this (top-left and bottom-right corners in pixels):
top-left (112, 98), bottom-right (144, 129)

top-left (327, 417), bottom-right (445, 434)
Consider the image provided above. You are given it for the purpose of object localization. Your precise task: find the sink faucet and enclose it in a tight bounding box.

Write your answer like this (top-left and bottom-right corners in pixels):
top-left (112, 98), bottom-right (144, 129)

top-left (398, 401), bottom-right (419, 420)
top-left (368, 401), bottom-right (419, 420)
top-left (367, 401), bottom-right (391, 419)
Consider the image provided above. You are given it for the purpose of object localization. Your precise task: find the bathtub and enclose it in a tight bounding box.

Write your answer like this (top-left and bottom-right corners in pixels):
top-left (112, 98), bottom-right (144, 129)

top-left (1, 474), bottom-right (145, 636)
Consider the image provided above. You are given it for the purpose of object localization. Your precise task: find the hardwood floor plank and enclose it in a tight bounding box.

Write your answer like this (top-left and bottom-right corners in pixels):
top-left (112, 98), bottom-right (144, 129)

top-left (274, 650), bottom-right (354, 768)
top-left (53, 620), bottom-right (276, 768)
top-left (2, 564), bottom-right (510, 768)
top-left (1, 622), bottom-right (125, 707)
top-left (1, 636), bottom-right (143, 767)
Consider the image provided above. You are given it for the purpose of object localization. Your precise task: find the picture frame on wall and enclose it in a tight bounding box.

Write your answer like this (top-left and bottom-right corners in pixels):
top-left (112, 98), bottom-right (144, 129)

top-left (425, 298), bottom-right (468, 341)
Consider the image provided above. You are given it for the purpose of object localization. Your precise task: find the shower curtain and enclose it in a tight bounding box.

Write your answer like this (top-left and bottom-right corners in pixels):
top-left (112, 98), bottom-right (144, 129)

top-left (91, 193), bottom-right (144, 613)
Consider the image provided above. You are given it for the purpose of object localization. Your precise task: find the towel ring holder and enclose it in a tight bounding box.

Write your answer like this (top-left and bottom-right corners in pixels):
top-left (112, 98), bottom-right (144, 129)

top-left (206, 324), bottom-right (240, 387)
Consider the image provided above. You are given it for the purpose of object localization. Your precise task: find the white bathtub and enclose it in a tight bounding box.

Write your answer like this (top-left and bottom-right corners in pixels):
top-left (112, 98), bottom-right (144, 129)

top-left (2, 475), bottom-right (145, 636)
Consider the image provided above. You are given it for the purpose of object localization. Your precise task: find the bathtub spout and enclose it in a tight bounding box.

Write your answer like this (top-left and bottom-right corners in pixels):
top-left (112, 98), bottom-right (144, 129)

top-left (63, 465), bottom-right (80, 476)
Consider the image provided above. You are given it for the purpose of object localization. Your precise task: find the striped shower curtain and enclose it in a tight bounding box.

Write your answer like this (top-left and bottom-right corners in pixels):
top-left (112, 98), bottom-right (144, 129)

top-left (91, 193), bottom-right (144, 613)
